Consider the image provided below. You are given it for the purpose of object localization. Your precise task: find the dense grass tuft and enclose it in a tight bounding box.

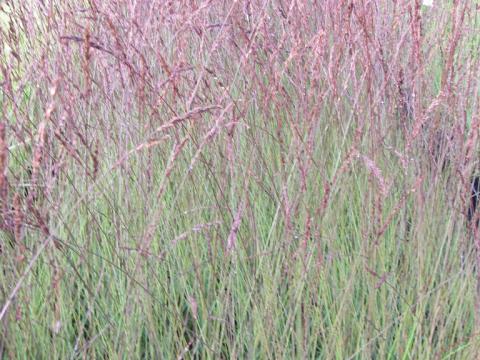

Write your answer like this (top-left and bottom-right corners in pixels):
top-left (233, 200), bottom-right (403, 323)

top-left (1, 1), bottom-right (480, 358)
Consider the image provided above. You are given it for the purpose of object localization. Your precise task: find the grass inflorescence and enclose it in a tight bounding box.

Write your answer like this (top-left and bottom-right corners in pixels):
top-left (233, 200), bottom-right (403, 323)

top-left (1, 1), bottom-right (480, 358)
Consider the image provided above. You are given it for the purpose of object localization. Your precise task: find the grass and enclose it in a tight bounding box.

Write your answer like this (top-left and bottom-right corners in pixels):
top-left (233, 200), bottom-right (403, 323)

top-left (1, 0), bottom-right (480, 358)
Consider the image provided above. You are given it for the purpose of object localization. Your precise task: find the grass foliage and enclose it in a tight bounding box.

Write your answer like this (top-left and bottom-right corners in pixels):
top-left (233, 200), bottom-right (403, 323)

top-left (1, 0), bottom-right (480, 358)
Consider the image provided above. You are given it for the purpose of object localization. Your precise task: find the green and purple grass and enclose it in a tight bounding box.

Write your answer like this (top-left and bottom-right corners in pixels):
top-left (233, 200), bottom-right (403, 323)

top-left (1, 1), bottom-right (480, 358)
